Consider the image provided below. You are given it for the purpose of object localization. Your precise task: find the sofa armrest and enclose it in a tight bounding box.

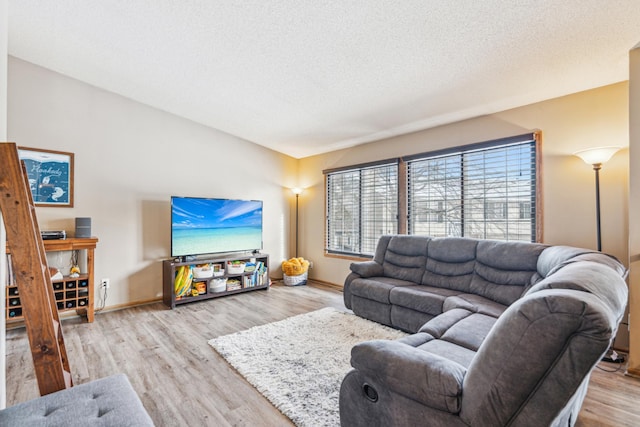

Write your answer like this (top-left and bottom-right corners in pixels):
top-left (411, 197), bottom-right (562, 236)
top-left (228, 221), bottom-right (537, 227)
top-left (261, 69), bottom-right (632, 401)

top-left (350, 260), bottom-right (383, 277)
top-left (351, 340), bottom-right (466, 414)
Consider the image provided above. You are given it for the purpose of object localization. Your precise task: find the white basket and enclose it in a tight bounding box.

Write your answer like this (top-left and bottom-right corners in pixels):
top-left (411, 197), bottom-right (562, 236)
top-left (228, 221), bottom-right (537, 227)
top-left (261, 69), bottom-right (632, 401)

top-left (193, 265), bottom-right (214, 279)
top-left (283, 271), bottom-right (308, 286)
top-left (210, 278), bottom-right (227, 293)
top-left (227, 261), bottom-right (246, 274)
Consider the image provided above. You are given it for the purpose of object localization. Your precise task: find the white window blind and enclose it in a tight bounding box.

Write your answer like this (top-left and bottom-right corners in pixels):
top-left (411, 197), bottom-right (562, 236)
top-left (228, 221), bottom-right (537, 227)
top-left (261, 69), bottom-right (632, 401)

top-left (407, 135), bottom-right (537, 242)
top-left (326, 161), bottom-right (398, 256)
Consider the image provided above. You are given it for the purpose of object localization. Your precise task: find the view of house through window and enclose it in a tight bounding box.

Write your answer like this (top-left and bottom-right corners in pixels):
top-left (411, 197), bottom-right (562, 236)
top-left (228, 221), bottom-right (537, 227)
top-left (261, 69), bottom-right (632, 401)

top-left (325, 133), bottom-right (539, 257)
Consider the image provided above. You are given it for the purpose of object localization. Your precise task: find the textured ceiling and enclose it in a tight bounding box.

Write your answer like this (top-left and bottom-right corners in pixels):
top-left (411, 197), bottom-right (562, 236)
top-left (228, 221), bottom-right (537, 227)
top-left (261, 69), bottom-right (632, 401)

top-left (8, 1), bottom-right (640, 158)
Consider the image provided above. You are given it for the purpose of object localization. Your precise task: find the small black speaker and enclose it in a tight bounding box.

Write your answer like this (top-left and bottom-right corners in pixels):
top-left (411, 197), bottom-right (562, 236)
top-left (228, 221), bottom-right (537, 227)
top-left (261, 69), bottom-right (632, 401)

top-left (75, 217), bottom-right (92, 238)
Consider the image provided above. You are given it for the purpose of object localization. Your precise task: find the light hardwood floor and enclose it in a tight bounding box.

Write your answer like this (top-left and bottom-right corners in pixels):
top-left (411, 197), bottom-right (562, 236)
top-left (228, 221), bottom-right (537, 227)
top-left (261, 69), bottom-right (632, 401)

top-left (6, 282), bottom-right (640, 426)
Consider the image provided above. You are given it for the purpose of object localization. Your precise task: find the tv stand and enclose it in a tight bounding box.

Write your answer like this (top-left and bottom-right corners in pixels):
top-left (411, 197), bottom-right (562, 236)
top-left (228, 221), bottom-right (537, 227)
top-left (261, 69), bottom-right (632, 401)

top-left (162, 253), bottom-right (269, 309)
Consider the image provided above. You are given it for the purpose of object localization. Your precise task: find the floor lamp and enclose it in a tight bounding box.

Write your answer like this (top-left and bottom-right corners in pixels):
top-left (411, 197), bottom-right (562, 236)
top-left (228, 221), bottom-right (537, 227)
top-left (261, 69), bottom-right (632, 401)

top-left (292, 188), bottom-right (303, 258)
top-left (574, 146), bottom-right (623, 363)
top-left (573, 146), bottom-right (621, 252)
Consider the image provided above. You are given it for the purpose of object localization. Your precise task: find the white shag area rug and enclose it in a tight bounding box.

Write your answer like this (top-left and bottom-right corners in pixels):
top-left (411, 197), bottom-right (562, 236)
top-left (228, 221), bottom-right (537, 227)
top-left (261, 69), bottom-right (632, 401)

top-left (208, 307), bottom-right (407, 427)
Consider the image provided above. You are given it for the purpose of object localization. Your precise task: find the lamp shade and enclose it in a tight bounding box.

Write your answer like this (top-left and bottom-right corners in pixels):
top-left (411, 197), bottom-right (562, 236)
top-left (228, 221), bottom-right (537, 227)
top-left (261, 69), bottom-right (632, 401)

top-left (573, 146), bottom-right (621, 165)
top-left (291, 187), bottom-right (304, 195)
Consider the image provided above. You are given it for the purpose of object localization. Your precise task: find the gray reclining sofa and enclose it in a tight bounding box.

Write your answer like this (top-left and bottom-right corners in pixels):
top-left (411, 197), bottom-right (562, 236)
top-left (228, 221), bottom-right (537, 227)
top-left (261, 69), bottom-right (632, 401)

top-left (340, 235), bottom-right (628, 426)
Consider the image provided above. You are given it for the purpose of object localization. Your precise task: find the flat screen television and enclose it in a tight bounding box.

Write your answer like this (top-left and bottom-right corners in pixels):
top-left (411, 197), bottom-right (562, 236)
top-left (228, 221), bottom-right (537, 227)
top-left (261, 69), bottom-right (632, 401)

top-left (171, 196), bottom-right (263, 258)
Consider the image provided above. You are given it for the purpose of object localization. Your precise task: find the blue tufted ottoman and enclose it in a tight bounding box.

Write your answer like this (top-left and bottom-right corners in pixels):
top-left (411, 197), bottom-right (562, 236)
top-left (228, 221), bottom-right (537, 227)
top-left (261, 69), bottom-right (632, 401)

top-left (0, 374), bottom-right (154, 426)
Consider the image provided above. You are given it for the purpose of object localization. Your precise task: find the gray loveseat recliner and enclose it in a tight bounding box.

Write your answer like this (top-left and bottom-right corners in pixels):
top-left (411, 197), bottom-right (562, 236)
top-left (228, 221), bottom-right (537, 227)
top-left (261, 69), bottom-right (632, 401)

top-left (340, 235), bottom-right (628, 427)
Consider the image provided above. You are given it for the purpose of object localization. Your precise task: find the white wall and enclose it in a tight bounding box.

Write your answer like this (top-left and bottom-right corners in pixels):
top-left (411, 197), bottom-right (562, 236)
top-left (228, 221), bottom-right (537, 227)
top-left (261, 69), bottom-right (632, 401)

top-left (8, 57), bottom-right (298, 309)
top-left (299, 83), bottom-right (629, 287)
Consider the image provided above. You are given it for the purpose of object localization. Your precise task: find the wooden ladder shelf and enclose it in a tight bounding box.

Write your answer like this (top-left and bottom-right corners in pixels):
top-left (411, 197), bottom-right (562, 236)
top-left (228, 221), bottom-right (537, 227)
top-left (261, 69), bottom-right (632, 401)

top-left (0, 142), bottom-right (72, 395)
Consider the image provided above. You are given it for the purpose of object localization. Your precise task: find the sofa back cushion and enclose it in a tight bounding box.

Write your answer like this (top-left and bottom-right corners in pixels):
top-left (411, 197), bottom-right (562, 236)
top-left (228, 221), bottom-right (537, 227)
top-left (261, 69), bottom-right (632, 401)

top-left (537, 245), bottom-right (627, 278)
top-left (470, 240), bottom-right (546, 306)
top-left (381, 235), bottom-right (431, 283)
top-left (372, 235), bottom-right (393, 264)
top-left (536, 245), bottom-right (595, 277)
top-left (421, 237), bottom-right (477, 292)
top-left (525, 260), bottom-right (628, 323)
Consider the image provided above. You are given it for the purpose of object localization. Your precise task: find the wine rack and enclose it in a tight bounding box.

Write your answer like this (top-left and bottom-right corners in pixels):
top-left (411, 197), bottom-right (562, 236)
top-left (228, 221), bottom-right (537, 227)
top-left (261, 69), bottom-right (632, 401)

top-left (5, 237), bottom-right (98, 322)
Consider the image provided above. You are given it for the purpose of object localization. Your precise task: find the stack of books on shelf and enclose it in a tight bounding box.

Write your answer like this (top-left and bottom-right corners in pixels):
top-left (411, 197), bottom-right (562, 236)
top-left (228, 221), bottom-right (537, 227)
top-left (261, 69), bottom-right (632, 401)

top-left (241, 261), bottom-right (268, 288)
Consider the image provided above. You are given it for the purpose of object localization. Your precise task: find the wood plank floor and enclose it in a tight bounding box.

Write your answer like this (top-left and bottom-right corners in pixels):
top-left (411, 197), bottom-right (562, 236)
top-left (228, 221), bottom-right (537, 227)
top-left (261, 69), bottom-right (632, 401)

top-left (5, 281), bottom-right (640, 426)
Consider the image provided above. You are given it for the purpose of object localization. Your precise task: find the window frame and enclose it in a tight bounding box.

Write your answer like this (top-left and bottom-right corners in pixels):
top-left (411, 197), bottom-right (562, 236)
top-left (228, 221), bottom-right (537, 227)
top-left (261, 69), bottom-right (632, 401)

top-left (404, 132), bottom-right (541, 242)
top-left (323, 132), bottom-right (542, 259)
top-left (324, 159), bottom-right (400, 258)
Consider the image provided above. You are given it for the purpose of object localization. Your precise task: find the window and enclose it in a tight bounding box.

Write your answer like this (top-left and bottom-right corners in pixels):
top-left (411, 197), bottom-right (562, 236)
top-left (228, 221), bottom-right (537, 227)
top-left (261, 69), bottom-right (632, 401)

top-left (324, 133), bottom-right (540, 258)
top-left (407, 134), bottom-right (538, 242)
top-left (325, 160), bottom-right (398, 256)
top-left (406, 154), bottom-right (463, 237)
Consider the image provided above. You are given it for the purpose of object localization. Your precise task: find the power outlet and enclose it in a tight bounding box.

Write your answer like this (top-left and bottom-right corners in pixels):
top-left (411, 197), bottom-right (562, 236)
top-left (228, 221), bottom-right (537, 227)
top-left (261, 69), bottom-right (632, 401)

top-left (309, 261), bottom-right (314, 269)
top-left (101, 278), bottom-right (110, 289)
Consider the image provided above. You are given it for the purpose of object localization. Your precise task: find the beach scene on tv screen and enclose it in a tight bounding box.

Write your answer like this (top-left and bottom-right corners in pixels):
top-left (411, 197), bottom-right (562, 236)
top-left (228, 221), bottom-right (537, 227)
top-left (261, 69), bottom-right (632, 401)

top-left (172, 198), bottom-right (262, 256)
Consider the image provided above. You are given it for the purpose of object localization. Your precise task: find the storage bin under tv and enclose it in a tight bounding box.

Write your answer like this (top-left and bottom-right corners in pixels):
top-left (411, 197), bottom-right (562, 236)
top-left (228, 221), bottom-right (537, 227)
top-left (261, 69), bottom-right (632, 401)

top-left (162, 253), bottom-right (269, 309)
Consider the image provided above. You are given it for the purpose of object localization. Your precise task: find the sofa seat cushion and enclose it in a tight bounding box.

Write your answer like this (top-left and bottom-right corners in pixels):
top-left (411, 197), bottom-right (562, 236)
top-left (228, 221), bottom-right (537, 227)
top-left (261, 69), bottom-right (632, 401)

top-left (415, 311), bottom-right (497, 357)
top-left (439, 312), bottom-right (497, 351)
top-left (417, 308), bottom-right (474, 338)
top-left (443, 294), bottom-right (508, 318)
top-left (349, 277), bottom-right (414, 304)
top-left (396, 307), bottom-right (495, 370)
top-left (398, 332), bottom-right (477, 368)
top-left (389, 285), bottom-right (461, 316)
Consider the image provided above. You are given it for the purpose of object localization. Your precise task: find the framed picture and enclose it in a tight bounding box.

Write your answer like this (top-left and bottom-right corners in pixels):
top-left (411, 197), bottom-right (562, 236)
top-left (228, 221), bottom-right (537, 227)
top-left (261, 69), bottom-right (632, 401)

top-left (18, 147), bottom-right (74, 207)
